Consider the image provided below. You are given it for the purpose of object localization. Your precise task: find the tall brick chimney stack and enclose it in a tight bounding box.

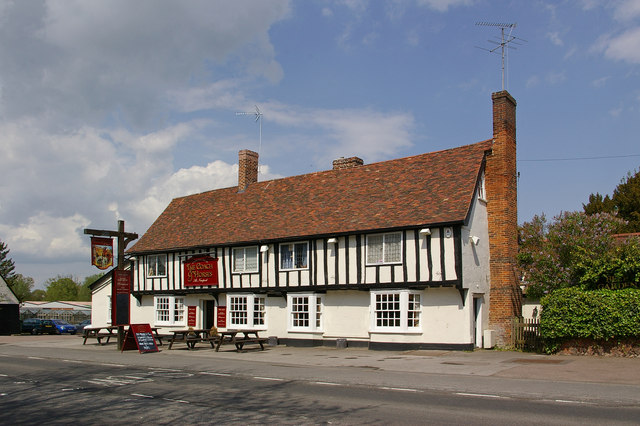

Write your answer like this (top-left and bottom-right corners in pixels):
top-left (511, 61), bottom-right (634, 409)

top-left (486, 90), bottom-right (521, 347)
top-left (238, 149), bottom-right (258, 192)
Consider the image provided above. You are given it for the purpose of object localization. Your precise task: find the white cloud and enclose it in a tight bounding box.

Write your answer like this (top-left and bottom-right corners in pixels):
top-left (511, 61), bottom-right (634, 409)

top-left (547, 32), bottom-right (564, 46)
top-left (0, 213), bottom-right (89, 261)
top-left (597, 27), bottom-right (640, 64)
top-left (416, 0), bottom-right (473, 12)
top-left (612, 0), bottom-right (640, 21)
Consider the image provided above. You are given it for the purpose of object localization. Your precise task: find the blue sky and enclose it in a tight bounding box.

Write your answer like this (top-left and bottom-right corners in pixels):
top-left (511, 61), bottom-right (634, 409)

top-left (1, 0), bottom-right (639, 289)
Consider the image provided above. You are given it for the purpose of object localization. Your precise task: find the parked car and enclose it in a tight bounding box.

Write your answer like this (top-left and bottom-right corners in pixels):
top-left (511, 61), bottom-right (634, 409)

top-left (75, 319), bottom-right (91, 333)
top-left (50, 319), bottom-right (77, 335)
top-left (39, 319), bottom-right (57, 335)
top-left (21, 318), bottom-right (43, 334)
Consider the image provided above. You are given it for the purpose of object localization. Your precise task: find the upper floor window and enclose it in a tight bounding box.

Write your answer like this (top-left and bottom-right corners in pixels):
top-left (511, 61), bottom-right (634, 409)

top-left (288, 293), bottom-right (322, 332)
top-left (148, 254), bottom-right (167, 277)
top-left (366, 232), bottom-right (402, 265)
top-left (154, 295), bottom-right (184, 326)
top-left (233, 246), bottom-right (258, 273)
top-left (370, 290), bottom-right (421, 332)
top-left (280, 242), bottom-right (308, 270)
top-left (227, 294), bottom-right (266, 329)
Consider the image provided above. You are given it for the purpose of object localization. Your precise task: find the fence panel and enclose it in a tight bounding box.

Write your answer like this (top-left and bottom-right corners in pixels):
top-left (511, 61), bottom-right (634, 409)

top-left (512, 317), bottom-right (542, 351)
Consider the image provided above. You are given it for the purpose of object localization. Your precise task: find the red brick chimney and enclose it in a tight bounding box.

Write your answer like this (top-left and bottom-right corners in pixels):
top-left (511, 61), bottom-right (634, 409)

top-left (238, 149), bottom-right (258, 192)
top-left (332, 156), bottom-right (364, 170)
top-left (486, 90), bottom-right (521, 347)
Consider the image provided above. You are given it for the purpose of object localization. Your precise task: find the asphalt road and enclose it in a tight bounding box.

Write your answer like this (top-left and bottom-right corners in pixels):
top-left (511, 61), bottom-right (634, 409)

top-left (1, 354), bottom-right (639, 425)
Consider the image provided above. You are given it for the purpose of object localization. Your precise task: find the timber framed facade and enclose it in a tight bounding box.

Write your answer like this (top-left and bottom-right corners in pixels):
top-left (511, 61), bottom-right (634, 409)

top-left (91, 91), bottom-right (520, 350)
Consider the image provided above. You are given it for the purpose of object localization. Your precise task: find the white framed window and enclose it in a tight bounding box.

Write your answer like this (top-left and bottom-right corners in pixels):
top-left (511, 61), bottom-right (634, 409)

top-left (288, 293), bottom-right (323, 332)
top-left (366, 232), bottom-right (402, 265)
top-left (147, 254), bottom-right (167, 277)
top-left (370, 290), bottom-right (421, 332)
top-left (154, 296), bottom-right (185, 326)
top-left (226, 294), bottom-right (266, 329)
top-left (280, 242), bottom-right (308, 270)
top-left (233, 246), bottom-right (258, 273)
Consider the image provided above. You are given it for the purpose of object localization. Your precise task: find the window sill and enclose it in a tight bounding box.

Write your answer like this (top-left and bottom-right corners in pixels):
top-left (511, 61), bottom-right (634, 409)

top-left (369, 329), bottom-right (422, 335)
top-left (287, 329), bottom-right (323, 334)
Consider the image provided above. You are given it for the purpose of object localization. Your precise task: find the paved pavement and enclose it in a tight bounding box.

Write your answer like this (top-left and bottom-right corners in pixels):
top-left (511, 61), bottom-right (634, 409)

top-left (1, 333), bottom-right (638, 387)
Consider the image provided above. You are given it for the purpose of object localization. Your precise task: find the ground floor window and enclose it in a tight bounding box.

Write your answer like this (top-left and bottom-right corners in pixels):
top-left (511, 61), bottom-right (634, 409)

top-left (154, 296), bottom-right (185, 326)
top-left (370, 290), bottom-right (421, 332)
top-left (227, 294), bottom-right (266, 329)
top-left (288, 293), bottom-right (322, 331)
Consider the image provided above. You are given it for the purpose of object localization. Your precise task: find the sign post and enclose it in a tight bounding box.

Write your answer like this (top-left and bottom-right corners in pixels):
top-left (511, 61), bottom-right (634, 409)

top-left (84, 220), bottom-right (138, 350)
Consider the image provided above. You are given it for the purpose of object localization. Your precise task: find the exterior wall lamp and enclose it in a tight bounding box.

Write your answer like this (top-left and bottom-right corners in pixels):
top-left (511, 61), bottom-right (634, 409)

top-left (327, 238), bottom-right (338, 244)
top-left (260, 245), bottom-right (270, 253)
top-left (469, 236), bottom-right (480, 246)
top-left (419, 228), bottom-right (431, 236)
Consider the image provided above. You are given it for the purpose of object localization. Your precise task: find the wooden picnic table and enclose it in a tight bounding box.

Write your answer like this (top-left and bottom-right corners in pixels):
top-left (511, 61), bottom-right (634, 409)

top-left (215, 329), bottom-right (267, 352)
top-left (83, 325), bottom-right (168, 346)
top-left (167, 328), bottom-right (218, 350)
top-left (82, 326), bottom-right (118, 345)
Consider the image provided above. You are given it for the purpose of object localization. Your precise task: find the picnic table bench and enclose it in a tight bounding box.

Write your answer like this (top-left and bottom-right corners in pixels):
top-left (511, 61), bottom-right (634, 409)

top-left (216, 330), bottom-right (267, 352)
top-left (167, 329), bottom-right (219, 350)
top-left (84, 326), bottom-right (168, 346)
top-left (82, 326), bottom-right (117, 345)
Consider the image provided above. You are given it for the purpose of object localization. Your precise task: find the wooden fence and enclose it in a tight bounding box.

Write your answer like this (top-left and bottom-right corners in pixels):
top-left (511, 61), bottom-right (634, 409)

top-left (511, 317), bottom-right (542, 351)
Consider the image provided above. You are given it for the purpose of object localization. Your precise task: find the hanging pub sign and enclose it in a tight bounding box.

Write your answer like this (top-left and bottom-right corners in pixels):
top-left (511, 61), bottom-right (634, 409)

top-left (112, 269), bottom-right (131, 326)
top-left (183, 255), bottom-right (219, 287)
top-left (91, 237), bottom-right (114, 270)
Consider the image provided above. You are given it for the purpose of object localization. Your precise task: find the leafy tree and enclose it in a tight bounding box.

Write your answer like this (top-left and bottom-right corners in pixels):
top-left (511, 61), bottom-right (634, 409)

top-left (0, 239), bottom-right (16, 282)
top-left (77, 273), bottom-right (102, 301)
top-left (574, 237), bottom-right (640, 290)
top-left (44, 275), bottom-right (79, 301)
top-left (30, 289), bottom-right (46, 301)
top-left (583, 169), bottom-right (640, 232)
top-left (7, 274), bottom-right (34, 302)
top-left (518, 211), bottom-right (627, 298)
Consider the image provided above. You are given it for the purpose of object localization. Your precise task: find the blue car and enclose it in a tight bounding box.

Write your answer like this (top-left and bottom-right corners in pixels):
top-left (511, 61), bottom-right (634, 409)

top-left (51, 319), bottom-right (77, 335)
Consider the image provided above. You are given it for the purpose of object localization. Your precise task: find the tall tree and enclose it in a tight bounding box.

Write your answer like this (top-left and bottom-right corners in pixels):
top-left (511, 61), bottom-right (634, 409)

top-left (44, 275), bottom-right (79, 301)
top-left (77, 273), bottom-right (102, 301)
top-left (0, 240), bottom-right (16, 282)
top-left (583, 169), bottom-right (640, 232)
top-left (518, 211), bottom-right (627, 298)
top-left (8, 274), bottom-right (34, 302)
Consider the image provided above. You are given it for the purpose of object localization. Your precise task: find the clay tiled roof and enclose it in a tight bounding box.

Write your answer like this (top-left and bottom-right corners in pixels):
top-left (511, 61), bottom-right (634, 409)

top-left (130, 140), bottom-right (492, 253)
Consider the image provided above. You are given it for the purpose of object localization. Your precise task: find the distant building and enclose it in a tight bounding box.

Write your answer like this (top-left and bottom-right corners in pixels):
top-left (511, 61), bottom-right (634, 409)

top-left (0, 275), bottom-right (20, 334)
top-left (20, 301), bottom-right (92, 323)
top-left (91, 91), bottom-right (521, 349)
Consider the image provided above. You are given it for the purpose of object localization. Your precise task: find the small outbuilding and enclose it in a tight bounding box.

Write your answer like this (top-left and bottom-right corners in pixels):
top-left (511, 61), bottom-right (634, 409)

top-left (0, 274), bottom-right (20, 335)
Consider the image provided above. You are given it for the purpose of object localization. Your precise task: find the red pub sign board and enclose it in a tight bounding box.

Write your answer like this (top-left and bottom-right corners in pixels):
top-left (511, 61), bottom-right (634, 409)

top-left (183, 255), bottom-right (219, 287)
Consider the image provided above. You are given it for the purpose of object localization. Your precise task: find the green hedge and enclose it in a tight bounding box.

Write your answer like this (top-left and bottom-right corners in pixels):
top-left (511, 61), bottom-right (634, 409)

top-left (540, 288), bottom-right (640, 352)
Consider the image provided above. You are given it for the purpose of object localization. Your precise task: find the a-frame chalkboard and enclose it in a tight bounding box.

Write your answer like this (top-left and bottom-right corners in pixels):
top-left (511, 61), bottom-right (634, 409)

top-left (121, 323), bottom-right (159, 353)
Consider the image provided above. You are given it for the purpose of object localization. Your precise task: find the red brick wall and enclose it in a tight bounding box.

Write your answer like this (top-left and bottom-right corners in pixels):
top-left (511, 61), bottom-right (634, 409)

top-left (238, 149), bottom-right (259, 192)
top-left (486, 91), bottom-right (521, 347)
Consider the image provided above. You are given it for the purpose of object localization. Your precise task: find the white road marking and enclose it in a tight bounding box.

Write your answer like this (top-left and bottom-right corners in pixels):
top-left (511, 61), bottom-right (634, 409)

top-left (199, 372), bottom-right (231, 376)
top-left (163, 398), bottom-right (190, 404)
top-left (380, 387), bottom-right (420, 393)
top-left (456, 392), bottom-right (507, 399)
top-left (27, 356), bottom-right (44, 360)
top-left (253, 376), bottom-right (284, 381)
top-left (62, 359), bottom-right (83, 363)
top-left (99, 363), bottom-right (126, 367)
top-left (131, 393), bottom-right (154, 399)
top-left (313, 382), bottom-right (341, 386)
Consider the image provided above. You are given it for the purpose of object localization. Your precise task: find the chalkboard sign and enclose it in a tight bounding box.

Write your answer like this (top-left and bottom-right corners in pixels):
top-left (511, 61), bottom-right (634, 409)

top-left (122, 323), bottom-right (159, 353)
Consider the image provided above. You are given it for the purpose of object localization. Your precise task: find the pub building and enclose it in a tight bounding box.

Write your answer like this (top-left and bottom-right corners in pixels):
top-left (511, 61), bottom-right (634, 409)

top-left (90, 91), bottom-right (520, 350)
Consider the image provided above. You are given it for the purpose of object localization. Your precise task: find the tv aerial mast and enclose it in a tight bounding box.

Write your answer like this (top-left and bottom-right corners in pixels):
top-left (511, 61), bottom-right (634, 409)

top-left (476, 22), bottom-right (526, 90)
top-left (236, 105), bottom-right (263, 174)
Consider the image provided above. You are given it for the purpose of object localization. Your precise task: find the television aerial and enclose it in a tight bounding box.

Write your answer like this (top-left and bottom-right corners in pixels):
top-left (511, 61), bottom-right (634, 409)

top-left (476, 22), bottom-right (527, 90)
top-left (236, 105), bottom-right (263, 174)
